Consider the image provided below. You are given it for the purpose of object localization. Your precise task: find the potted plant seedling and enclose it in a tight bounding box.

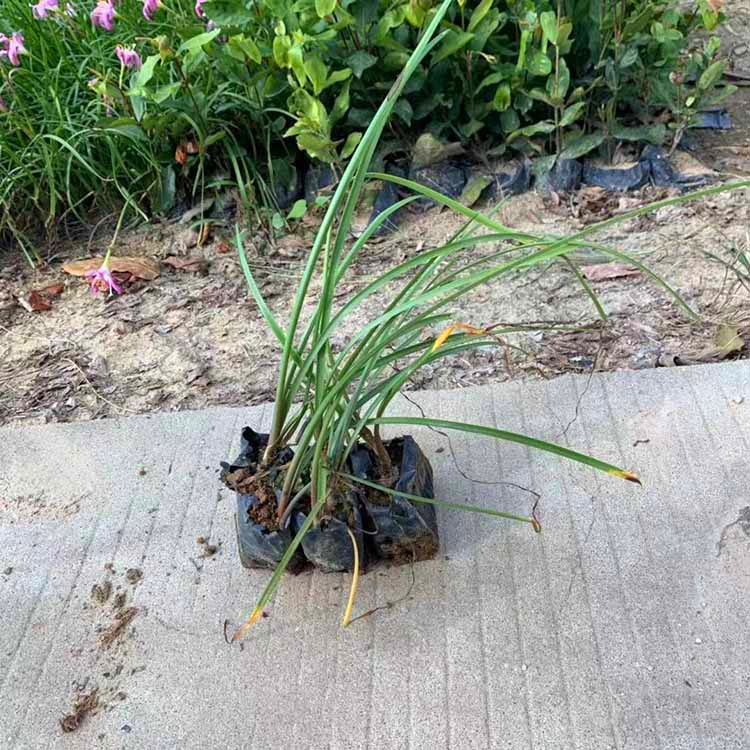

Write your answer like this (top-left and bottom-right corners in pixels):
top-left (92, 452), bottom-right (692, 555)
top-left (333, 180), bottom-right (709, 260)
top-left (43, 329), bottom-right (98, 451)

top-left (224, 0), bottom-right (738, 640)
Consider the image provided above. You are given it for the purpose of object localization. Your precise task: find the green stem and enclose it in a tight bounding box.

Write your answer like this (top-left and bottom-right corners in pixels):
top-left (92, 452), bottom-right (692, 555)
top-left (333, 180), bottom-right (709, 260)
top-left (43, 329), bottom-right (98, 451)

top-left (103, 201), bottom-right (129, 264)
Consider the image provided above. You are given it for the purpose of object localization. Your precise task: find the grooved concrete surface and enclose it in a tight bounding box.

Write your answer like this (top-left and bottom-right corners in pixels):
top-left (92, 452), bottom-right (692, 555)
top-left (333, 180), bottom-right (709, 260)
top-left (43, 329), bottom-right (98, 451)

top-left (1, 362), bottom-right (750, 750)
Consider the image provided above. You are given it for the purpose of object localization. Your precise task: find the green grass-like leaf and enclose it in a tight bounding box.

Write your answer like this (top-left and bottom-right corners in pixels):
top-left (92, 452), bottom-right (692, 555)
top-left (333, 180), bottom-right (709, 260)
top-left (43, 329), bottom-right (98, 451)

top-left (367, 416), bottom-right (641, 483)
top-left (226, 0), bottom-right (750, 635)
top-left (338, 472), bottom-right (540, 527)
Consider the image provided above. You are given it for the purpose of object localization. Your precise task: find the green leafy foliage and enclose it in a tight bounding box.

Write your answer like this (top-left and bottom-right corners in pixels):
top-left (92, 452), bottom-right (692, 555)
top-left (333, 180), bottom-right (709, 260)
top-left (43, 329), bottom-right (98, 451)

top-left (122, 0), bottom-right (730, 168)
top-left (0, 0), bottom-right (733, 260)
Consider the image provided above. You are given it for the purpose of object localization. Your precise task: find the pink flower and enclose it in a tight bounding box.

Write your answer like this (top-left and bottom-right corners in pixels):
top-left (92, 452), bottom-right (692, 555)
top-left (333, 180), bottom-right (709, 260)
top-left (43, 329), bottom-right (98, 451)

top-left (85, 260), bottom-right (122, 296)
top-left (142, 0), bottom-right (160, 20)
top-left (194, 0), bottom-right (205, 17)
top-left (90, 0), bottom-right (115, 30)
top-left (115, 45), bottom-right (141, 69)
top-left (2, 33), bottom-right (28, 66)
top-left (32, 0), bottom-right (59, 18)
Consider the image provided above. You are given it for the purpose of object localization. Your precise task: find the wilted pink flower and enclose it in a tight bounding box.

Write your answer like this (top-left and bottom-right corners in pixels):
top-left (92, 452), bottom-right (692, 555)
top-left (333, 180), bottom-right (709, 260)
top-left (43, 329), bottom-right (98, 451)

top-left (142, 0), bottom-right (160, 20)
top-left (85, 259), bottom-right (122, 296)
top-left (194, 0), bottom-right (205, 17)
top-left (2, 33), bottom-right (28, 66)
top-left (90, 0), bottom-right (115, 30)
top-left (206, 19), bottom-right (216, 30)
top-left (32, 0), bottom-right (59, 18)
top-left (0, 97), bottom-right (8, 113)
top-left (115, 45), bottom-right (141, 69)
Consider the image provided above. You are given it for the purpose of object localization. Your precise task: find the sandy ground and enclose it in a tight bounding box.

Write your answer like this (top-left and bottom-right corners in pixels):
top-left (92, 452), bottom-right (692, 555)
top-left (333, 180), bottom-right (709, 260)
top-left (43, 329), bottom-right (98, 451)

top-left (2, 2), bottom-right (750, 427)
top-left (2, 179), bottom-right (749, 426)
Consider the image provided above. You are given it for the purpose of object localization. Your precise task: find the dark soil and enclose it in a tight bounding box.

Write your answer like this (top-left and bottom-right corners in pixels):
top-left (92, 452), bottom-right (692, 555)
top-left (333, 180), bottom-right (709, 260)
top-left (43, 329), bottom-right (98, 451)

top-left (60, 689), bottom-right (99, 733)
top-left (125, 568), bottom-right (143, 585)
top-left (90, 580), bottom-right (112, 605)
top-left (247, 492), bottom-right (279, 531)
top-left (196, 537), bottom-right (219, 557)
top-left (99, 607), bottom-right (138, 650)
top-left (222, 467), bottom-right (256, 495)
top-left (223, 465), bottom-right (283, 531)
top-left (113, 592), bottom-right (127, 610)
top-left (389, 535), bottom-right (437, 565)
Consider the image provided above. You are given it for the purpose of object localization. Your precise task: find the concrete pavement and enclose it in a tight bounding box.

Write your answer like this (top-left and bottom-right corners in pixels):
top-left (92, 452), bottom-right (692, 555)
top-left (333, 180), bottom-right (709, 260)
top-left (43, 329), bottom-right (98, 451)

top-left (1, 361), bottom-right (749, 749)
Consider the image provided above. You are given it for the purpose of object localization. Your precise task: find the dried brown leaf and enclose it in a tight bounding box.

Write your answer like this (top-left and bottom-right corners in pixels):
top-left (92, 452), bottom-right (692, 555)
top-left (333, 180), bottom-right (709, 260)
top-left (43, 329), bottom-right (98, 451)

top-left (42, 282), bottom-right (65, 297)
top-left (18, 281), bottom-right (66, 313)
top-left (163, 255), bottom-right (209, 274)
top-left (176, 139), bottom-right (199, 165)
top-left (60, 689), bottom-right (99, 733)
top-left (27, 291), bottom-right (52, 311)
top-left (175, 143), bottom-right (188, 165)
top-left (581, 262), bottom-right (642, 282)
top-left (63, 256), bottom-right (160, 281)
top-left (713, 324), bottom-right (744, 358)
top-left (659, 325), bottom-right (744, 366)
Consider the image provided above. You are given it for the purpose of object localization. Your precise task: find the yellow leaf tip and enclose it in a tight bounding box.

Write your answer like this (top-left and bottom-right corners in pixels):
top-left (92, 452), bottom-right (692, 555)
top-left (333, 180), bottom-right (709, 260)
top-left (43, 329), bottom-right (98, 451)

top-left (341, 527), bottom-right (360, 628)
top-left (432, 322), bottom-right (489, 353)
top-left (609, 468), bottom-right (642, 485)
top-left (231, 608), bottom-right (264, 641)
top-left (431, 325), bottom-right (455, 353)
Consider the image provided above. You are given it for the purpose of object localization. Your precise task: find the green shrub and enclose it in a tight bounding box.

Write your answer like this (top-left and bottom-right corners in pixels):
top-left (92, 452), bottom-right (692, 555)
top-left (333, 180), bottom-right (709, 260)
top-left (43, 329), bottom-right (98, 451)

top-left (1, 0), bottom-right (734, 259)
top-left (190, 0), bottom-right (732, 161)
top-left (0, 0), bottom-right (195, 260)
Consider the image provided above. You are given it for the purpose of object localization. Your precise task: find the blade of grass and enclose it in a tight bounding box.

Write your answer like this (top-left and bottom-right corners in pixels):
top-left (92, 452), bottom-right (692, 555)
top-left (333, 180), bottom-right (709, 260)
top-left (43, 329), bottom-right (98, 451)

top-left (374, 172), bottom-right (697, 316)
top-left (561, 255), bottom-right (608, 321)
top-left (232, 497), bottom-right (326, 641)
top-left (338, 472), bottom-right (540, 527)
top-left (342, 527), bottom-right (360, 627)
top-left (266, 0), bottom-right (454, 454)
top-left (235, 226), bottom-right (287, 347)
top-left (367, 416), bottom-right (641, 483)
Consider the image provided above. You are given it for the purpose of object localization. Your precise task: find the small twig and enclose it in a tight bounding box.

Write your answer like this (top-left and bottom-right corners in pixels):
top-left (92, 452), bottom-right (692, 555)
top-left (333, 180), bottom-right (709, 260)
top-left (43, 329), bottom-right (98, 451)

top-left (61, 357), bottom-right (133, 414)
top-left (86, 213), bottom-right (117, 253)
top-left (347, 553), bottom-right (417, 626)
top-left (399, 389), bottom-right (542, 504)
top-left (559, 328), bottom-right (606, 439)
